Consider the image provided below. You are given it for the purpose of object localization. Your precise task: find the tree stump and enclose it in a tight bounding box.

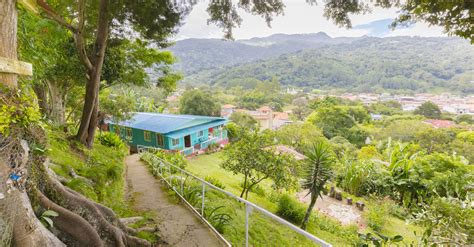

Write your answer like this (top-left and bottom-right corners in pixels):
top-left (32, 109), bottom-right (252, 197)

top-left (329, 186), bottom-right (335, 198)
top-left (356, 201), bottom-right (365, 211)
top-left (347, 198), bottom-right (353, 205)
top-left (335, 191), bottom-right (342, 201)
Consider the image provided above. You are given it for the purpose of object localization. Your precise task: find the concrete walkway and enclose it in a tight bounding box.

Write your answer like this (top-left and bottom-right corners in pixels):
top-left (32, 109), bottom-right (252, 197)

top-left (125, 154), bottom-right (223, 247)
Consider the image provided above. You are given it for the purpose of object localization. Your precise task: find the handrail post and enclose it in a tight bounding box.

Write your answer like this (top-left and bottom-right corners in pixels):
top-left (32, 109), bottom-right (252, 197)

top-left (245, 203), bottom-right (250, 247)
top-left (180, 170), bottom-right (184, 195)
top-left (201, 183), bottom-right (205, 216)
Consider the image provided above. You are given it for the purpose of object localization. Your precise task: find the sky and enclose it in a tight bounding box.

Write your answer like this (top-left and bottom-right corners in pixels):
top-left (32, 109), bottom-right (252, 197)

top-left (174, 0), bottom-right (446, 40)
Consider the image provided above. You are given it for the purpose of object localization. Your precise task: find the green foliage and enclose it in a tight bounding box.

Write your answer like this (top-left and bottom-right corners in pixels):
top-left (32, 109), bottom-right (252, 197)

top-left (40, 210), bottom-right (59, 228)
top-left (47, 129), bottom-right (132, 216)
top-left (358, 232), bottom-right (403, 247)
top-left (205, 176), bottom-right (226, 189)
top-left (98, 132), bottom-right (125, 149)
top-left (221, 130), bottom-right (297, 199)
top-left (0, 88), bottom-right (42, 135)
top-left (365, 202), bottom-right (389, 231)
top-left (203, 206), bottom-right (232, 234)
top-left (275, 122), bottom-right (326, 153)
top-left (413, 153), bottom-right (473, 200)
top-left (185, 37), bottom-right (474, 94)
top-left (368, 100), bottom-right (402, 115)
top-left (300, 142), bottom-right (335, 229)
top-left (229, 111), bottom-right (258, 130)
top-left (455, 114), bottom-right (474, 124)
top-left (276, 194), bottom-right (306, 224)
top-left (457, 131), bottom-right (474, 144)
top-left (414, 101), bottom-right (441, 119)
top-left (412, 197), bottom-right (473, 246)
top-left (179, 89), bottom-right (221, 116)
top-left (152, 150), bottom-right (188, 169)
top-left (415, 128), bottom-right (455, 153)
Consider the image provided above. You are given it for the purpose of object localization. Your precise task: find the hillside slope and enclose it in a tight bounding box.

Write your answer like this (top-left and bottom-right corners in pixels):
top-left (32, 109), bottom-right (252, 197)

top-left (179, 36), bottom-right (473, 93)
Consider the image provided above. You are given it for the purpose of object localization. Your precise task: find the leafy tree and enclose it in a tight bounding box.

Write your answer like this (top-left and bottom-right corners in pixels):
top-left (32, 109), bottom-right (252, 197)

top-left (179, 89), bottom-right (221, 116)
top-left (275, 122), bottom-right (326, 153)
top-left (30, 0), bottom-right (188, 147)
top-left (221, 130), bottom-right (297, 199)
top-left (414, 101), bottom-right (441, 119)
top-left (329, 136), bottom-right (357, 160)
top-left (455, 114), bottom-right (474, 124)
top-left (412, 197), bottom-right (473, 246)
top-left (369, 100), bottom-right (402, 115)
top-left (358, 146), bottom-right (382, 160)
top-left (344, 106), bottom-right (370, 124)
top-left (292, 97), bottom-right (311, 121)
top-left (415, 128), bottom-right (455, 153)
top-left (413, 153), bottom-right (472, 200)
top-left (307, 106), bottom-right (355, 139)
top-left (300, 142), bottom-right (334, 230)
top-left (229, 111), bottom-right (258, 130)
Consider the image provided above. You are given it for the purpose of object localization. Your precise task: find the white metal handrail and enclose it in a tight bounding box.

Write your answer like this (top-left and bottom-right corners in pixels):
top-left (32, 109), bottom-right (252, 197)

top-left (141, 152), bottom-right (332, 247)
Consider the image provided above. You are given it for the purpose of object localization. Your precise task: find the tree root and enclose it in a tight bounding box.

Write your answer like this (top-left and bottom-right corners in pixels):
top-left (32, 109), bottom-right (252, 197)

top-left (40, 162), bottom-right (151, 246)
top-left (35, 188), bottom-right (102, 246)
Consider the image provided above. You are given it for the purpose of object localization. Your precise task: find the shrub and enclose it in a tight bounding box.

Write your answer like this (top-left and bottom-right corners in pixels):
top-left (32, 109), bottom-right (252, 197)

top-left (203, 206), bottom-right (232, 234)
top-left (276, 194), bottom-right (306, 224)
top-left (153, 150), bottom-right (188, 169)
top-left (205, 176), bottom-right (226, 189)
top-left (366, 202), bottom-right (388, 231)
top-left (98, 132), bottom-right (124, 149)
top-left (206, 142), bottom-right (220, 154)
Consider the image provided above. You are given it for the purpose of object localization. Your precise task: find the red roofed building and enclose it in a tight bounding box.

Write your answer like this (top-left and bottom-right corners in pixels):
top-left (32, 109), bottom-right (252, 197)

top-left (423, 119), bottom-right (456, 129)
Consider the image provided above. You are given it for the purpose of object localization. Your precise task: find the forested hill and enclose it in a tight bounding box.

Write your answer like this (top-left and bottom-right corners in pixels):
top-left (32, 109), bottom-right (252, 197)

top-left (168, 32), bottom-right (362, 74)
top-left (170, 35), bottom-right (473, 94)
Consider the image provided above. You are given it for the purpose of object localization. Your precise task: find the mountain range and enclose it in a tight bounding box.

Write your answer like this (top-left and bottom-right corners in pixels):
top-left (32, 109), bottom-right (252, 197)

top-left (167, 31), bottom-right (474, 94)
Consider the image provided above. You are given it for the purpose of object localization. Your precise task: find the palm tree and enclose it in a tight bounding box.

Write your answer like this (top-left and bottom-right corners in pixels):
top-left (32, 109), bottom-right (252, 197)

top-left (300, 142), bottom-right (334, 230)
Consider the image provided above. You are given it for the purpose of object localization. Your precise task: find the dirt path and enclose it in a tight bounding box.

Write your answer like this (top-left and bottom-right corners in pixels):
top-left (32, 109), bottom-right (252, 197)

top-left (125, 154), bottom-right (224, 247)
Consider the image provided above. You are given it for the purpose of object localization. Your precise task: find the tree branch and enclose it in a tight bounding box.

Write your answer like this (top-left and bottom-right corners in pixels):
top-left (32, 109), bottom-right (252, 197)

top-left (73, 0), bottom-right (93, 71)
top-left (37, 0), bottom-right (77, 33)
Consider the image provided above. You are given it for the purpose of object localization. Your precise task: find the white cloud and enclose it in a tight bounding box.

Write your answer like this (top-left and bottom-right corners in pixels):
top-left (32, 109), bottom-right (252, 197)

top-left (173, 0), bottom-right (445, 40)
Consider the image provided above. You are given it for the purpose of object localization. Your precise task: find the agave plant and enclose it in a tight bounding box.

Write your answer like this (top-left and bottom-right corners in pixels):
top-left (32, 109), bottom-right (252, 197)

top-left (300, 142), bottom-right (334, 230)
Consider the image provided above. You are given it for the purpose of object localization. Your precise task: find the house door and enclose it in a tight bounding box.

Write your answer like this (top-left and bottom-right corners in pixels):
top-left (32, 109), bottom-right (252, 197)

top-left (184, 135), bottom-right (191, 148)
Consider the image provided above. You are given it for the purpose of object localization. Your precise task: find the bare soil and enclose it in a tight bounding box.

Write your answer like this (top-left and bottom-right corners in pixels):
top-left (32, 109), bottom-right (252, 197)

top-left (297, 190), bottom-right (367, 229)
top-left (125, 154), bottom-right (223, 247)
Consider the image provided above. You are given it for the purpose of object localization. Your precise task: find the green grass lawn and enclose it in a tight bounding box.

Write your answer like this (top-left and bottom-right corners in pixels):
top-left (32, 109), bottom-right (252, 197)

top-left (186, 152), bottom-right (421, 246)
top-left (186, 152), bottom-right (359, 246)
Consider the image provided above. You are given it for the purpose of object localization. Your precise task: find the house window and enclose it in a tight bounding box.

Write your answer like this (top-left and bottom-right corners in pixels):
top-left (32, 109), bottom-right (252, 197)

top-left (126, 128), bottom-right (132, 138)
top-left (172, 138), bottom-right (180, 146)
top-left (144, 131), bottom-right (151, 142)
top-left (156, 133), bottom-right (164, 146)
top-left (198, 130), bottom-right (204, 137)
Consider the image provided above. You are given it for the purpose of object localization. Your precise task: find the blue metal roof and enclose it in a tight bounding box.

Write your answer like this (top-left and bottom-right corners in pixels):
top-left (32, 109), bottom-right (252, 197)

top-left (109, 112), bottom-right (227, 135)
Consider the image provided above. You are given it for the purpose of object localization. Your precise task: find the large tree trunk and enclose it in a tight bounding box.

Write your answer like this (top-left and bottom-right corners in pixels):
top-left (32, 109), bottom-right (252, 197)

top-left (0, 0), bottom-right (18, 88)
top-left (76, 0), bottom-right (109, 148)
top-left (47, 80), bottom-right (66, 125)
top-left (34, 83), bottom-right (50, 116)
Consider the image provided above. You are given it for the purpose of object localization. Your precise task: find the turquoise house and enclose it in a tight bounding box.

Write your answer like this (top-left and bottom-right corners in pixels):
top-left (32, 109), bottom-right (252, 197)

top-left (107, 113), bottom-right (228, 155)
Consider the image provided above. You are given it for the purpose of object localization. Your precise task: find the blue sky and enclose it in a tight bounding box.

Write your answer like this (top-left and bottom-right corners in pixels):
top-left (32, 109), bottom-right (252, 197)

top-left (175, 0), bottom-right (445, 40)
